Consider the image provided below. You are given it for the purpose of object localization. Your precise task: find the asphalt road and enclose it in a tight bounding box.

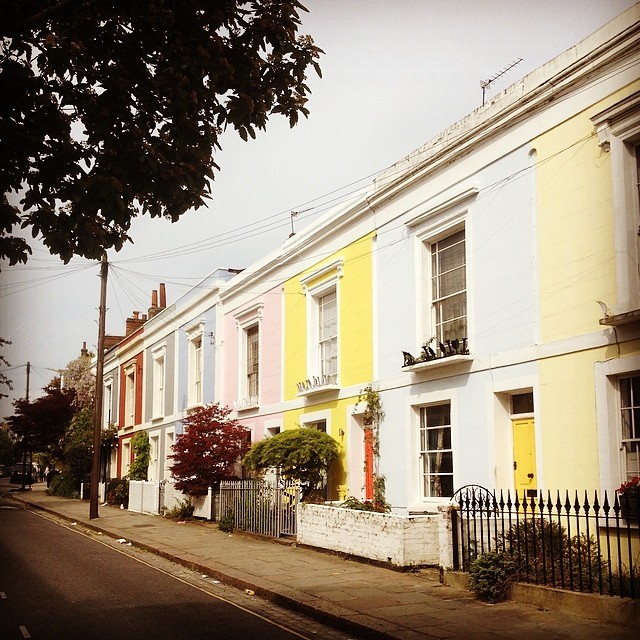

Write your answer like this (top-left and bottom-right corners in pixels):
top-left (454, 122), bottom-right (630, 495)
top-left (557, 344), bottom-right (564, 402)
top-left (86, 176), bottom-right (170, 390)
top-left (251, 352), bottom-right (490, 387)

top-left (0, 496), bottom-right (356, 640)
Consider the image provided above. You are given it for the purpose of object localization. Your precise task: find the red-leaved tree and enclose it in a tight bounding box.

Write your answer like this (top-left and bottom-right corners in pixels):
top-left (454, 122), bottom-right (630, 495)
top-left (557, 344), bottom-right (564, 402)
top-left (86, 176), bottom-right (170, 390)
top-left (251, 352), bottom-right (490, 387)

top-left (170, 404), bottom-right (250, 496)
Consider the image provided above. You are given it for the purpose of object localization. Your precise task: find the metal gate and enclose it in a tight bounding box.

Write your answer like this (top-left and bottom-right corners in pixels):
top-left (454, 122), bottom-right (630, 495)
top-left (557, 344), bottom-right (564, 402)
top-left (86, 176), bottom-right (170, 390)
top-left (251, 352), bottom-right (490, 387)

top-left (219, 479), bottom-right (300, 538)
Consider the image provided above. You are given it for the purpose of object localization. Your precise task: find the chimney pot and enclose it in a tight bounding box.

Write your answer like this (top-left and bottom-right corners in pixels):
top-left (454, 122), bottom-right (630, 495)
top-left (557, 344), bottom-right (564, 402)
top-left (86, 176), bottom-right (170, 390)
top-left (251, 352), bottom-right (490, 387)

top-left (159, 283), bottom-right (166, 308)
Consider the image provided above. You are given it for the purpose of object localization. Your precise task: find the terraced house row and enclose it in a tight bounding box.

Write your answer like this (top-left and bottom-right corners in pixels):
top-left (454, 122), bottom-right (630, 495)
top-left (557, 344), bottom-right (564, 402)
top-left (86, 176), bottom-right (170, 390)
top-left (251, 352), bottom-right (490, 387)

top-left (100, 5), bottom-right (640, 514)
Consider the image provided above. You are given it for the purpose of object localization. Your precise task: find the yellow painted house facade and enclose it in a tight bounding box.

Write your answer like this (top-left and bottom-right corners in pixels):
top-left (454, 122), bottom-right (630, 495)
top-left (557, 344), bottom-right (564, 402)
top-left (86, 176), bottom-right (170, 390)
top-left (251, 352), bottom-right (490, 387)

top-left (535, 80), bottom-right (640, 494)
top-left (281, 233), bottom-right (376, 501)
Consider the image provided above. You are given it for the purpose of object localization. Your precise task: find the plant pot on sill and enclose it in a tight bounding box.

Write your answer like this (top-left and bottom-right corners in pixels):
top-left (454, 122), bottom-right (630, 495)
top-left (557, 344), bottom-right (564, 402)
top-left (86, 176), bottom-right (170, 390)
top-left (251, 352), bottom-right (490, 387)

top-left (619, 495), bottom-right (640, 522)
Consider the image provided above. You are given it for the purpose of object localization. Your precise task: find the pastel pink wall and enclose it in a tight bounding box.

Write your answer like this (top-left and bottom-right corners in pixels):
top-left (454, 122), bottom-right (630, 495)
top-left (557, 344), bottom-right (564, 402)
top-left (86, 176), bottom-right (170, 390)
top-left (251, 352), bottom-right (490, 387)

top-left (222, 286), bottom-right (283, 441)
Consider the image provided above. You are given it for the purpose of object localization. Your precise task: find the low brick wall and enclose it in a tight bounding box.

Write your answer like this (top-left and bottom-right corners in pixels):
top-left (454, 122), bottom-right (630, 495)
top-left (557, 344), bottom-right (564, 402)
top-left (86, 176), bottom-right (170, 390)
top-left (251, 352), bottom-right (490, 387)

top-left (297, 503), bottom-right (454, 568)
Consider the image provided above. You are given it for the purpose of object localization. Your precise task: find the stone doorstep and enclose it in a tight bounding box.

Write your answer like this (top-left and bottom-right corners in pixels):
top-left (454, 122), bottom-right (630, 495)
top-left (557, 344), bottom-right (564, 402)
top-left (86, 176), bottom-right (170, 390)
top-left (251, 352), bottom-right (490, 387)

top-left (443, 570), bottom-right (640, 629)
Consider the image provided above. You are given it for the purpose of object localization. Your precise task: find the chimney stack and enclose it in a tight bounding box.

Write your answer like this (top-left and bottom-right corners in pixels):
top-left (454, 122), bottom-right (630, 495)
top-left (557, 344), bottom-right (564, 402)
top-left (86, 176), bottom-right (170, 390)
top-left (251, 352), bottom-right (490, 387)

top-left (126, 311), bottom-right (145, 336)
top-left (148, 283), bottom-right (167, 319)
top-left (81, 341), bottom-right (88, 357)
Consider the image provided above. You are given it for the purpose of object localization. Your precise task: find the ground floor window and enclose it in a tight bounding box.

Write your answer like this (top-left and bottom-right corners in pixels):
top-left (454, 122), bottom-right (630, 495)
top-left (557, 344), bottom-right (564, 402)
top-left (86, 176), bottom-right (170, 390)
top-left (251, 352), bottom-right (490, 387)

top-left (420, 403), bottom-right (453, 497)
top-left (620, 374), bottom-right (640, 480)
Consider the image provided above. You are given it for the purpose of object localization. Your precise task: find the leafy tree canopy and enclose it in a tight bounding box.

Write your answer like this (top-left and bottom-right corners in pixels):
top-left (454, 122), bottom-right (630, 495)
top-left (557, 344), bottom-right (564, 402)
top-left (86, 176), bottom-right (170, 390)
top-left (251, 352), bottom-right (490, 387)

top-left (1, 1), bottom-right (322, 267)
top-left (0, 423), bottom-right (15, 466)
top-left (60, 406), bottom-right (93, 483)
top-left (170, 403), bottom-right (250, 495)
top-left (243, 428), bottom-right (340, 498)
top-left (6, 382), bottom-right (76, 455)
top-left (0, 338), bottom-right (13, 399)
top-left (62, 347), bottom-right (95, 410)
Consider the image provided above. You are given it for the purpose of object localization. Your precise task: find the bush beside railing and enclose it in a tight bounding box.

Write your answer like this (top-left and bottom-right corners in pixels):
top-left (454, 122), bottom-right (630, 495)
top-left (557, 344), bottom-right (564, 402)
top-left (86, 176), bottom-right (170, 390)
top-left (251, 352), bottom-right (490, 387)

top-left (452, 487), bottom-right (640, 599)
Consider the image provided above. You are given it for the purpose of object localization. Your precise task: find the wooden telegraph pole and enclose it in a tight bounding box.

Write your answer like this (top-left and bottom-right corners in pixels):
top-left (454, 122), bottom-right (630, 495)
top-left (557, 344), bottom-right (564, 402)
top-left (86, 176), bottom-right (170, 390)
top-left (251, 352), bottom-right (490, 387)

top-left (90, 254), bottom-right (108, 519)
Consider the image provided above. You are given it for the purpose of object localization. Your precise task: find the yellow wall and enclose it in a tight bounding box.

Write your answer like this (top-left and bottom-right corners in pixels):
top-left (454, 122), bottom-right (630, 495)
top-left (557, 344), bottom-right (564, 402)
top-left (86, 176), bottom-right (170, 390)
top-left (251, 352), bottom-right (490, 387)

top-left (535, 82), bottom-right (640, 343)
top-left (535, 108), bottom-right (614, 343)
top-left (281, 233), bottom-right (375, 499)
top-left (535, 82), bottom-right (640, 491)
top-left (283, 233), bottom-right (375, 399)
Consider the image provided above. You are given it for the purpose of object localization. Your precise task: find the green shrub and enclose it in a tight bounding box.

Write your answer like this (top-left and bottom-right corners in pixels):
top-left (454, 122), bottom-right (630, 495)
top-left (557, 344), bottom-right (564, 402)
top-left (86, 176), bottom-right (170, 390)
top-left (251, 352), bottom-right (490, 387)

top-left (105, 479), bottom-right (129, 507)
top-left (166, 498), bottom-right (195, 521)
top-left (501, 518), bottom-right (607, 591)
top-left (340, 496), bottom-right (389, 513)
top-left (47, 473), bottom-right (80, 499)
top-left (469, 552), bottom-right (520, 603)
top-left (218, 508), bottom-right (235, 533)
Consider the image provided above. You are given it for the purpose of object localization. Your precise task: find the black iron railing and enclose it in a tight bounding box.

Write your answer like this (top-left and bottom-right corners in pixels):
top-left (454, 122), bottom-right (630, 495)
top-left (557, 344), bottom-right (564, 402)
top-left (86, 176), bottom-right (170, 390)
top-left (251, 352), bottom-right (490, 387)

top-left (451, 485), bottom-right (640, 599)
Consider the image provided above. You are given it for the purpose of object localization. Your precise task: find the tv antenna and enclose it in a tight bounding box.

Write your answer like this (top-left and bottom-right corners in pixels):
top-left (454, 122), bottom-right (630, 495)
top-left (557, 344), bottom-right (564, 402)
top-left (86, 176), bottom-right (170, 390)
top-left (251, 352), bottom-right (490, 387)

top-left (289, 208), bottom-right (312, 237)
top-left (480, 58), bottom-right (523, 105)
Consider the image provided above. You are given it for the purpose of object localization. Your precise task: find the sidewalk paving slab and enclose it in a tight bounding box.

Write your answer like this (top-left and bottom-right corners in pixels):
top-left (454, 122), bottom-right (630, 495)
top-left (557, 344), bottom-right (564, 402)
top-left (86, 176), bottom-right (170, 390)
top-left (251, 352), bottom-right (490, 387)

top-left (4, 482), bottom-right (639, 640)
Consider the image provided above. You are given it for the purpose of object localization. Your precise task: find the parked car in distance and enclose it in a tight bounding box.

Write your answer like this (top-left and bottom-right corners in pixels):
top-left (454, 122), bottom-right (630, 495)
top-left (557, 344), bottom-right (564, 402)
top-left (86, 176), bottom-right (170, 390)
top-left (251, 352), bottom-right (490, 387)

top-left (10, 462), bottom-right (36, 485)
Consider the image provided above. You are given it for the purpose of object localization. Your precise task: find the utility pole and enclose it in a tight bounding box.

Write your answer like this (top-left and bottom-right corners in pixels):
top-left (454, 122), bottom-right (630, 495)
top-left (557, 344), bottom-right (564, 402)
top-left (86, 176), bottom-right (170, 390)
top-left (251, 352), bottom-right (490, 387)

top-left (20, 361), bottom-right (31, 491)
top-left (90, 254), bottom-right (108, 519)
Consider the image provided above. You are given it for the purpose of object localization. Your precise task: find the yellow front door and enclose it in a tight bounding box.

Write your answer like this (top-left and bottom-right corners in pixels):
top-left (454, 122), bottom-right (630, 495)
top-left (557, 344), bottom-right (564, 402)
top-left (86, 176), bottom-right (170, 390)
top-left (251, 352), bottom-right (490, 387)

top-left (513, 418), bottom-right (536, 494)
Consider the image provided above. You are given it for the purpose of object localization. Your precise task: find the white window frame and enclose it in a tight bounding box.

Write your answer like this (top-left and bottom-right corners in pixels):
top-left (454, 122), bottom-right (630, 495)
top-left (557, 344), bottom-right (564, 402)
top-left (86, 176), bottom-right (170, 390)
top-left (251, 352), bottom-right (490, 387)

top-left (430, 228), bottom-right (467, 345)
top-left (123, 362), bottom-right (136, 428)
top-left (595, 354), bottom-right (640, 496)
top-left (406, 187), bottom-right (475, 355)
top-left (164, 429), bottom-right (175, 480)
top-left (619, 375), bottom-right (640, 482)
top-left (234, 304), bottom-right (263, 410)
top-left (103, 377), bottom-right (113, 429)
top-left (419, 402), bottom-right (454, 499)
top-left (152, 345), bottom-right (166, 419)
top-left (301, 260), bottom-right (343, 389)
top-left (122, 440), bottom-right (131, 478)
top-left (186, 322), bottom-right (205, 408)
top-left (592, 92), bottom-right (640, 316)
top-left (148, 431), bottom-right (160, 482)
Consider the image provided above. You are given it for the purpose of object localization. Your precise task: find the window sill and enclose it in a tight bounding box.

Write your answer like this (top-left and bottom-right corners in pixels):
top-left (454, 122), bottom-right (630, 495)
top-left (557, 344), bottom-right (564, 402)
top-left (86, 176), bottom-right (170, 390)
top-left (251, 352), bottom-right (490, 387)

top-left (599, 308), bottom-right (640, 326)
top-left (403, 354), bottom-right (473, 372)
top-left (234, 396), bottom-right (259, 412)
top-left (296, 375), bottom-right (340, 398)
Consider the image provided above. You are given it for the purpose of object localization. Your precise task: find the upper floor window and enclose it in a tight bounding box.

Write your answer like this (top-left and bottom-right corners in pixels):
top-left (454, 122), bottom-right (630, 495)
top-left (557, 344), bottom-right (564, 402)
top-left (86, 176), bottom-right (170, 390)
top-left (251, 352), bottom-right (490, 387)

top-left (431, 229), bottom-right (466, 345)
top-left (299, 260), bottom-right (343, 394)
top-left (246, 324), bottom-right (260, 399)
top-left (187, 329), bottom-right (203, 408)
top-left (592, 92), bottom-right (640, 318)
top-left (124, 363), bottom-right (136, 427)
top-left (152, 348), bottom-right (166, 419)
top-left (318, 290), bottom-right (338, 378)
top-left (234, 304), bottom-right (263, 410)
top-left (103, 378), bottom-right (113, 428)
top-left (419, 403), bottom-right (453, 498)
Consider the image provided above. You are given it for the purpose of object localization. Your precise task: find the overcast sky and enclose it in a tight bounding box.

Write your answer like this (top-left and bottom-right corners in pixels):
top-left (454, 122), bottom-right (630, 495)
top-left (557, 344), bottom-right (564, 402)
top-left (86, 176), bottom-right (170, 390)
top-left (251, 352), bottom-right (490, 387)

top-left (1, 0), bottom-right (637, 416)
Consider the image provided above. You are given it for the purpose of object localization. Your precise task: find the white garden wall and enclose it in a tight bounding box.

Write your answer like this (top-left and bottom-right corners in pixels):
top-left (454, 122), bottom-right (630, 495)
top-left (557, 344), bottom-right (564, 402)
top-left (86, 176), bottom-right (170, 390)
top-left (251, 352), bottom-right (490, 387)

top-left (128, 480), bottom-right (214, 519)
top-left (297, 503), bottom-right (454, 568)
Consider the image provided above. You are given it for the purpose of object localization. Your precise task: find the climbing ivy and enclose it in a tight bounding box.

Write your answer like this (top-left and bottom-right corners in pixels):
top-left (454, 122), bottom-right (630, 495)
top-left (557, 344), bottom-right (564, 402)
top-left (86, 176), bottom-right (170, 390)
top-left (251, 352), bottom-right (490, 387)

top-left (128, 430), bottom-right (150, 481)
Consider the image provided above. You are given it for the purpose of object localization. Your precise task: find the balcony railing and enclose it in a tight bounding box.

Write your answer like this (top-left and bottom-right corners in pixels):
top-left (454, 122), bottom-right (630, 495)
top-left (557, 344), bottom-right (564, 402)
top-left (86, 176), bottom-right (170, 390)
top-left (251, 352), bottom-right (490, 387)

top-left (403, 338), bottom-right (470, 369)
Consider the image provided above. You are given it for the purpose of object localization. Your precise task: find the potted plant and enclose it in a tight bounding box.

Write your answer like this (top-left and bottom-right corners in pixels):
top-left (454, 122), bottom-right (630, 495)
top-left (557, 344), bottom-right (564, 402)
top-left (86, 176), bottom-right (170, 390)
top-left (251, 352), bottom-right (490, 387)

top-left (616, 476), bottom-right (640, 521)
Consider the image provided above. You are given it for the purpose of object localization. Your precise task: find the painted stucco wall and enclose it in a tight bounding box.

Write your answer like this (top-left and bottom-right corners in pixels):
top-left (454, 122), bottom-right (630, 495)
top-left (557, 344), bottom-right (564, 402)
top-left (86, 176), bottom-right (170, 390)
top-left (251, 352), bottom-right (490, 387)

top-left (222, 285), bottom-right (284, 442)
top-left (535, 100), bottom-right (617, 344)
top-left (297, 503), bottom-right (454, 568)
top-left (177, 305), bottom-right (217, 412)
top-left (374, 146), bottom-right (538, 509)
top-left (282, 234), bottom-right (374, 399)
top-left (533, 83), bottom-right (640, 492)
